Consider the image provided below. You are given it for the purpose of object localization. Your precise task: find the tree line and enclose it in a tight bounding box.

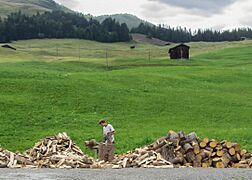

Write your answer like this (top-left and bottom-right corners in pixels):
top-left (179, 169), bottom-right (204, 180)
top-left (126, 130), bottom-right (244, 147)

top-left (1, 11), bottom-right (252, 43)
top-left (131, 23), bottom-right (252, 43)
top-left (0, 11), bottom-right (130, 43)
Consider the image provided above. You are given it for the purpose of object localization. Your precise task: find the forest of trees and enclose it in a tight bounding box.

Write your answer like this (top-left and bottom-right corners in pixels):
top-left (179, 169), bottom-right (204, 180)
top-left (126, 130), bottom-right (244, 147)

top-left (0, 11), bottom-right (131, 43)
top-left (131, 23), bottom-right (252, 43)
top-left (1, 11), bottom-right (252, 43)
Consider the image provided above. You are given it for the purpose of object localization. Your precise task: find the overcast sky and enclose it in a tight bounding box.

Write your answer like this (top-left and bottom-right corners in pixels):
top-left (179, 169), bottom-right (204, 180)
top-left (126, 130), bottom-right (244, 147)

top-left (55, 0), bottom-right (252, 30)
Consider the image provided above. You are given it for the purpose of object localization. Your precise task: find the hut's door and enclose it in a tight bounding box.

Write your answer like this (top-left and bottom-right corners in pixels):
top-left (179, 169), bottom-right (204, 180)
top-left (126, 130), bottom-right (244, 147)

top-left (180, 49), bottom-right (183, 59)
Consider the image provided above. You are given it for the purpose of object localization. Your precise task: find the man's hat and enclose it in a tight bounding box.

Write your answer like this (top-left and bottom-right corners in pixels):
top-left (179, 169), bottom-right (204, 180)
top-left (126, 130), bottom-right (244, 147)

top-left (99, 119), bottom-right (107, 124)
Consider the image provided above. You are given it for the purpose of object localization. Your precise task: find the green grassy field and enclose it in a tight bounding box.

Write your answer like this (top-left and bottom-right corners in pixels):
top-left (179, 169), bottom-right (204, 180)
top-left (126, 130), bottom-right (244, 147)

top-left (0, 39), bottom-right (252, 154)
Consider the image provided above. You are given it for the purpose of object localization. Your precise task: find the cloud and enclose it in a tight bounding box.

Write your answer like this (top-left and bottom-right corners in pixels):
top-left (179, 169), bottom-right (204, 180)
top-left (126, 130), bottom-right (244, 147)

top-left (239, 13), bottom-right (252, 26)
top-left (149, 0), bottom-right (237, 15)
top-left (236, 0), bottom-right (252, 26)
top-left (54, 0), bottom-right (80, 9)
top-left (141, 3), bottom-right (177, 19)
top-left (141, 2), bottom-right (203, 27)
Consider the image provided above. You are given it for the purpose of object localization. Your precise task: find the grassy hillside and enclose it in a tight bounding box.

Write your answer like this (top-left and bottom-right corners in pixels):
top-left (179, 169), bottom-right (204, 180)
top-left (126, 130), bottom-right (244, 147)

top-left (131, 33), bottom-right (170, 46)
top-left (0, 0), bottom-right (72, 18)
top-left (94, 14), bottom-right (154, 30)
top-left (0, 39), bottom-right (252, 154)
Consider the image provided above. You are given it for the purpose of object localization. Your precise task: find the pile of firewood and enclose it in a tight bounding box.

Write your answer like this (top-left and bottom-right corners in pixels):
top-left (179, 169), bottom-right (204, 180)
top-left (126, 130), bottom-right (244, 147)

top-left (119, 130), bottom-right (252, 168)
top-left (23, 132), bottom-right (94, 168)
top-left (0, 133), bottom-right (94, 169)
top-left (1, 131), bottom-right (252, 169)
top-left (68, 130), bottom-right (252, 169)
top-left (112, 147), bottom-right (173, 169)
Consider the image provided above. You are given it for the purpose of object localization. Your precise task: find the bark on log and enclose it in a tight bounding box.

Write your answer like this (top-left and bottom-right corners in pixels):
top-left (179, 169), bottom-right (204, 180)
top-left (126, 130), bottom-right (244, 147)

top-left (160, 144), bottom-right (175, 162)
top-left (177, 131), bottom-right (186, 140)
top-left (167, 130), bottom-right (179, 140)
top-left (183, 143), bottom-right (193, 153)
top-left (185, 151), bottom-right (196, 163)
top-left (232, 143), bottom-right (240, 152)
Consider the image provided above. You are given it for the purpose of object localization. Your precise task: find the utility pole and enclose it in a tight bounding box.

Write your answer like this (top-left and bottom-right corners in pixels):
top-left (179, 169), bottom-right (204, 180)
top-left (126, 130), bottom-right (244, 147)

top-left (78, 44), bottom-right (80, 61)
top-left (106, 48), bottom-right (109, 70)
top-left (148, 49), bottom-right (151, 63)
top-left (56, 46), bottom-right (59, 58)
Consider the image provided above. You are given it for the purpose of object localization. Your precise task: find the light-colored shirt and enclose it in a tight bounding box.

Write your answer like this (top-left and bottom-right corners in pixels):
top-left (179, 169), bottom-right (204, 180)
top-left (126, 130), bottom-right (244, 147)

top-left (103, 124), bottom-right (115, 143)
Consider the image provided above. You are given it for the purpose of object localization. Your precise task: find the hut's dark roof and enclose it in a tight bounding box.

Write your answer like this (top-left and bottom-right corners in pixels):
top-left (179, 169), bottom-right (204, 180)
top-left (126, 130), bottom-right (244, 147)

top-left (169, 44), bottom-right (190, 53)
top-left (1, 44), bottom-right (16, 50)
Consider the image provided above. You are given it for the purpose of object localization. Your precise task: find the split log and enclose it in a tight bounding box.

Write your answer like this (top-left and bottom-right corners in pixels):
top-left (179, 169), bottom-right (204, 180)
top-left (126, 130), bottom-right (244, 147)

top-left (224, 142), bottom-right (233, 149)
top-left (196, 154), bottom-right (203, 161)
top-left (180, 132), bottom-right (198, 146)
top-left (209, 140), bottom-right (218, 148)
top-left (152, 140), bottom-right (167, 151)
top-left (231, 153), bottom-right (241, 163)
top-left (185, 151), bottom-right (196, 163)
top-left (167, 139), bottom-right (180, 147)
top-left (205, 147), bottom-right (214, 152)
top-left (212, 157), bottom-right (221, 167)
top-left (221, 152), bottom-right (232, 167)
top-left (200, 141), bottom-right (207, 148)
top-left (122, 158), bottom-right (128, 168)
top-left (183, 143), bottom-right (193, 153)
top-left (240, 149), bottom-right (247, 156)
top-left (232, 143), bottom-right (240, 152)
top-left (192, 141), bottom-right (200, 154)
top-left (202, 162), bottom-right (210, 168)
top-left (216, 162), bottom-right (225, 168)
top-left (167, 130), bottom-right (179, 140)
top-left (229, 148), bottom-right (236, 156)
top-left (211, 152), bottom-right (216, 157)
top-left (203, 137), bottom-right (209, 144)
top-left (186, 132), bottom-right (198, 141)
top-left (233, 163), bottom-right (250, 168)
top-left (216, 150), bottom-right (224, 157)
top-left (203, 150), bottom-right (212, 157)
top-left (242, 153), bottom-right (251, 159)
top-left (171, 157), bottom-right (183, 164)
top-left (177, 131), bottom-right (186, 140)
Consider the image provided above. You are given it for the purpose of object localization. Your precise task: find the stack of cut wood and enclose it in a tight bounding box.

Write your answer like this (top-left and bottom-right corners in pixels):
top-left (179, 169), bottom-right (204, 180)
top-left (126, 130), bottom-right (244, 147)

top-left (146, 130), bottom-right (252, 168)
top-left (112, 146), bottom-right (173, 169)
top-left (0, 133), bottom-right (95, 169)
top-left (23, 132), bottom-right (94, 168)
top-left (0, 148), bottom-right (34, 168)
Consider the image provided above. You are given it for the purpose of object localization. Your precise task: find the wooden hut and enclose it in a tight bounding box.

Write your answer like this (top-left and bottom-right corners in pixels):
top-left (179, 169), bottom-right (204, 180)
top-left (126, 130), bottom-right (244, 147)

top-left (169, 44), bottom-right (190, 59)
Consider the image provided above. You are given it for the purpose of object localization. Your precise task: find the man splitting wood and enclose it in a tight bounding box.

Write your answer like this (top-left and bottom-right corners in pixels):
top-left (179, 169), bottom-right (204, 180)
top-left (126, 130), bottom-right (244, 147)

top-left (99, 119), bottom-right (115, 144)
top-left (98, 119), bottom-right (115, 162)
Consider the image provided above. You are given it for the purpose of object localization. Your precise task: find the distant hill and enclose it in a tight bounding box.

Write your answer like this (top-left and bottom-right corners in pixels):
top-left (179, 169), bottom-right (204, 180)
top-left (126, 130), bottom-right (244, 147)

top-left (94, 14), bottom-right (154, 30)
top-left (0, 1), bottom-right (153, 30)
top-left (0, 0), bottom-right (72, 18)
